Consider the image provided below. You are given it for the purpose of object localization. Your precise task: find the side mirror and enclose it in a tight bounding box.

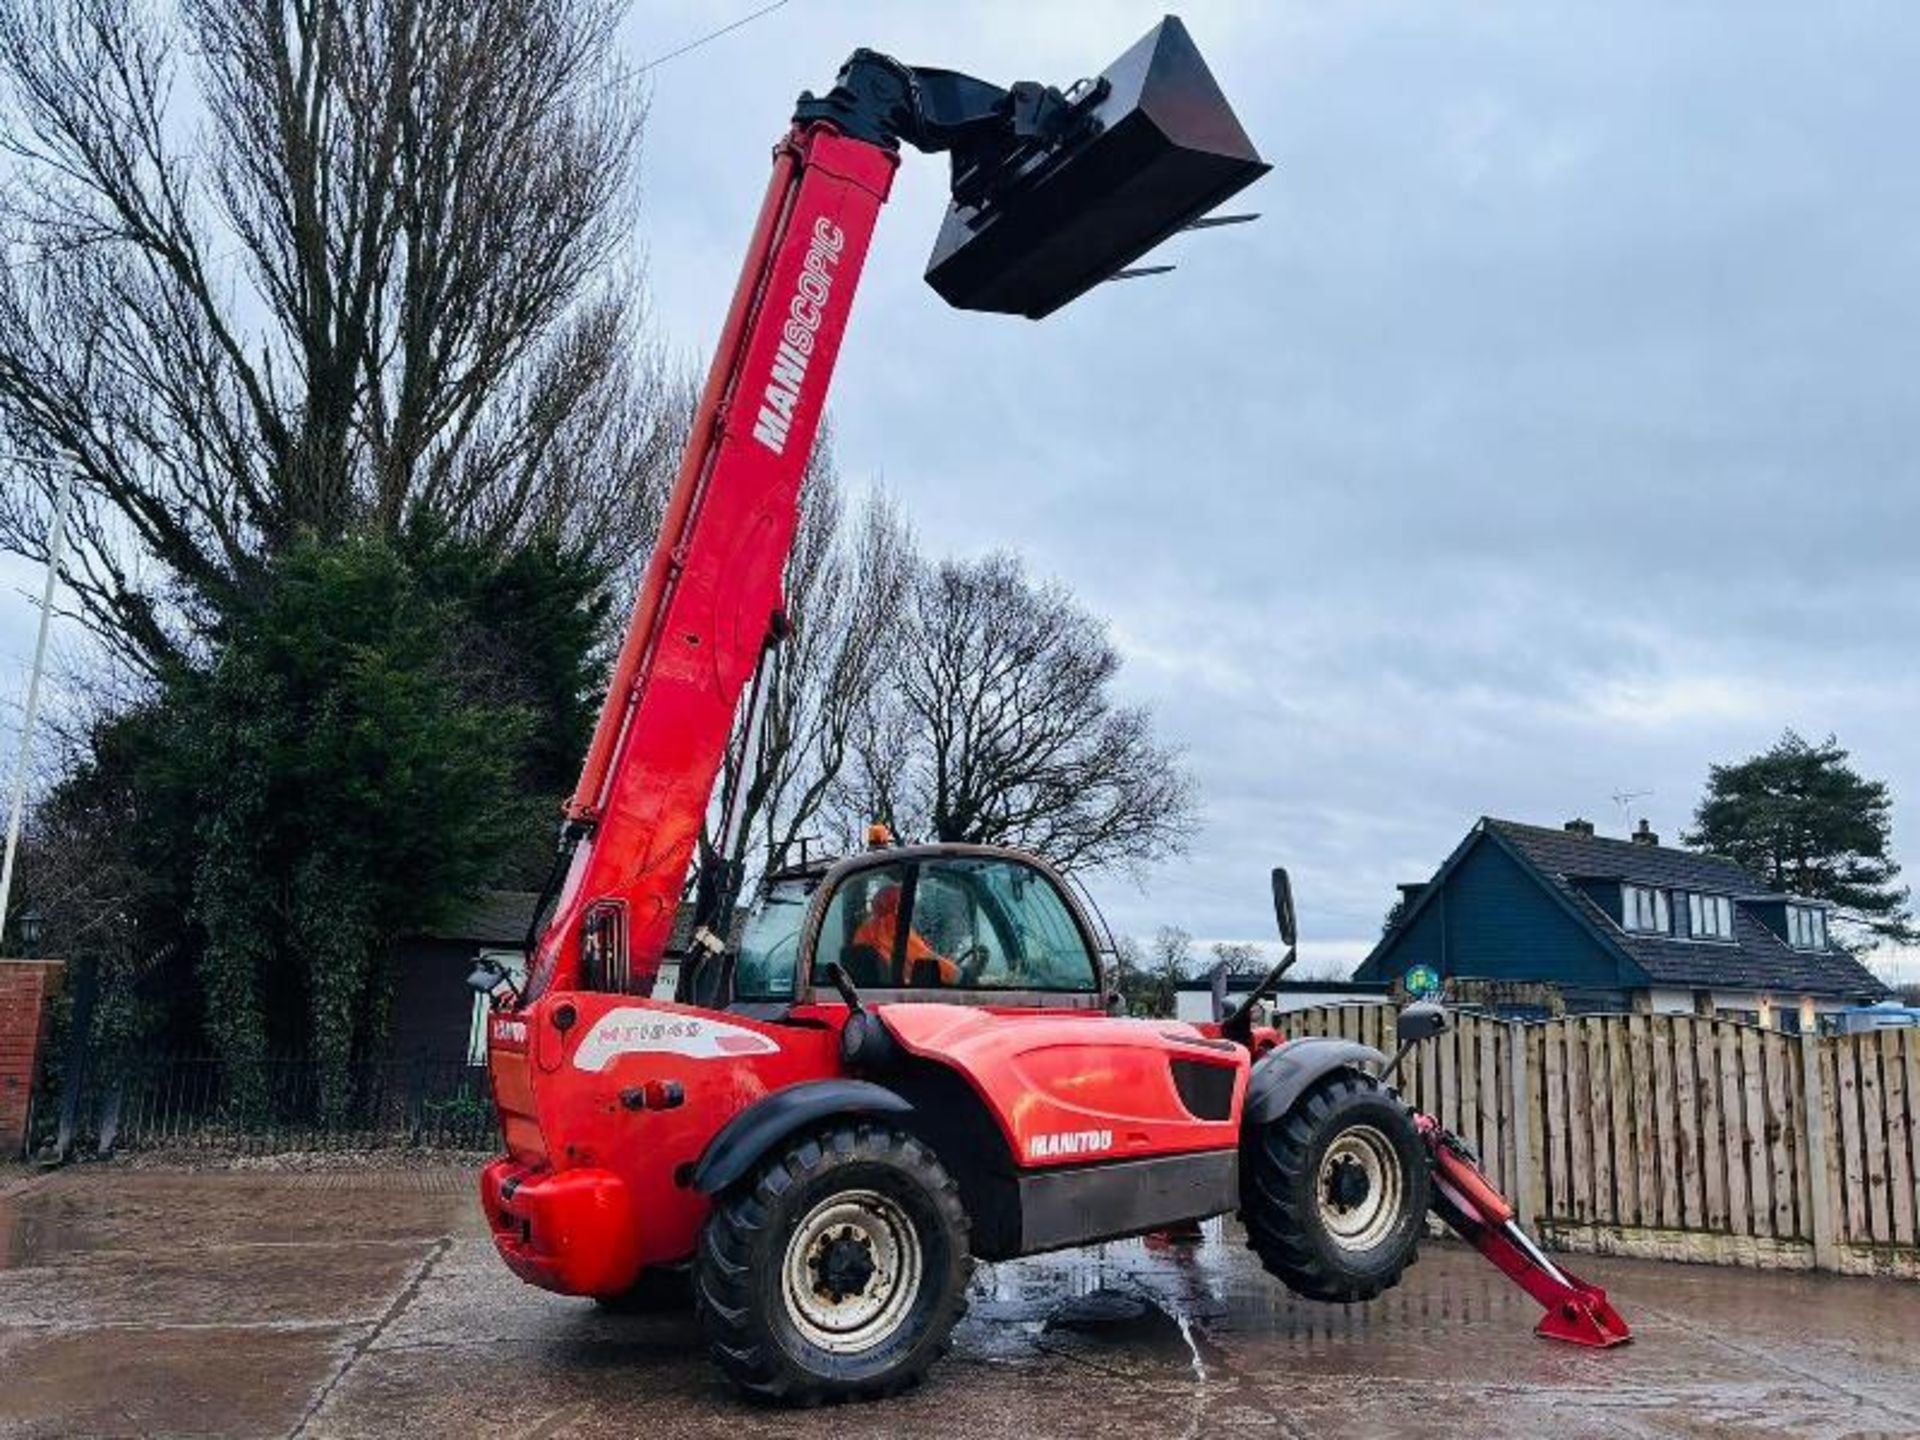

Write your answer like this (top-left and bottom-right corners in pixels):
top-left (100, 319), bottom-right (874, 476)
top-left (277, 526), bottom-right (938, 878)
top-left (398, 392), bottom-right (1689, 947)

top-left (465, 957), bottom-right (517, 1007)
top-left (1270, 867), bottom-right (1296, 949)
top-left (1396, 1000), bottom-right (1451, 1045)
top-left (1209, 959), bottom-right (1230, 1023)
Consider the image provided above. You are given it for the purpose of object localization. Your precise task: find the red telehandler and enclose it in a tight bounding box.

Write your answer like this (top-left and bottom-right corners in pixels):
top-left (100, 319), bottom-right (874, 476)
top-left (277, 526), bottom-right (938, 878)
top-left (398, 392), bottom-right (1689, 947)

top-left (476, 17), bottom-right (1629, 1404)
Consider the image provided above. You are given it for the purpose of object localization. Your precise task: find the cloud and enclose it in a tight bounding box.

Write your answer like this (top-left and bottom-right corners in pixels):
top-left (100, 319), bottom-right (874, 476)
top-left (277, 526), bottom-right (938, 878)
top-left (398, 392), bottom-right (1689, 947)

top-left (615, 0), bottom-right (1920, 957)
top-left (8, 3), bottom-right (1912, 974)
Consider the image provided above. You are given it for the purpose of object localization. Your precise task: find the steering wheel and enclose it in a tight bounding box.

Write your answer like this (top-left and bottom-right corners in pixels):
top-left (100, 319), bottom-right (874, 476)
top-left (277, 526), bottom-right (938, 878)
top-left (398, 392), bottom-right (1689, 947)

top-left (957, 943), bottom-right (994, 986)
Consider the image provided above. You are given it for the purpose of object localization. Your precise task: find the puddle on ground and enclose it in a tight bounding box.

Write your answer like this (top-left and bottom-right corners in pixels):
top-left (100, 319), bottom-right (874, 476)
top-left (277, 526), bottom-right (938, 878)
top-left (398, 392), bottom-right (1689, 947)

top-left (0, 1194), bottom-right (93, 1270)
top-left (1044, 1287), bottom-right (1220, 1380)
top-left (960, 1218), bottom-right (1565, 1384)
top-left (963, 1222), bottom-right (1240, 1379)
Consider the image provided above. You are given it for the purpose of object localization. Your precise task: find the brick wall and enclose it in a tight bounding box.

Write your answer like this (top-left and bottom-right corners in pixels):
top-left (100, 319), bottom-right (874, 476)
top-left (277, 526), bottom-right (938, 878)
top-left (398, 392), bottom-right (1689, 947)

top-left (0, 959), bottom-right (63, 1158)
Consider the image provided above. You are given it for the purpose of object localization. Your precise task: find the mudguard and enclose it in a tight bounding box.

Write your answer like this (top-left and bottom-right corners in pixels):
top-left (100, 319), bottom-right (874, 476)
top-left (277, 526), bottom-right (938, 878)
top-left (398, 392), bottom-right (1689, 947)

top-left (1245, 1038), bottom-right (1387, 1126)
top-left (689, 1078), bottom-right (913, 1194)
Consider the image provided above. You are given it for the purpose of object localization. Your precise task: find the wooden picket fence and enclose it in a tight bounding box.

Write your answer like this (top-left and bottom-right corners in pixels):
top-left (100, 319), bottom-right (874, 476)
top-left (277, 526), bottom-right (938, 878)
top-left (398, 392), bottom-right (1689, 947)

top-left (1284, 1004), bottom-right (1920, 1276)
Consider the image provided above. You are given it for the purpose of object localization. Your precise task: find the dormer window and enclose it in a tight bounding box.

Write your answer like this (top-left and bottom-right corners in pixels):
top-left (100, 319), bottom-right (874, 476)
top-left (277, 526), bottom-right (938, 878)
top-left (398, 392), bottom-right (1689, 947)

top-left (1787, 905), bottom-right (1828, 951)
top-left (1623, 884), bottom-right (1669, 933)
top-left (1687, 893), bottom-right (1733, 941)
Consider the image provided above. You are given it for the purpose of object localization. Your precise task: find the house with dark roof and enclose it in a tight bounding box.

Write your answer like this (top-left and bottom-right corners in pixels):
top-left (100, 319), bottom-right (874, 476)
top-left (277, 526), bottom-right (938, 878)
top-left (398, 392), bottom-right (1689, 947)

top-left (1355, 817), bottom-right (1889, 1029)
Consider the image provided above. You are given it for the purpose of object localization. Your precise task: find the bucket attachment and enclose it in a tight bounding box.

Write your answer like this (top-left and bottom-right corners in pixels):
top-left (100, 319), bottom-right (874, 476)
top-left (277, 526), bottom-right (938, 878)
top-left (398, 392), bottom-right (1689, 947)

top-left (923, 16), bottom-right (1270, 318)
top-left (1417, 1115), bottom-right (1633, 1349)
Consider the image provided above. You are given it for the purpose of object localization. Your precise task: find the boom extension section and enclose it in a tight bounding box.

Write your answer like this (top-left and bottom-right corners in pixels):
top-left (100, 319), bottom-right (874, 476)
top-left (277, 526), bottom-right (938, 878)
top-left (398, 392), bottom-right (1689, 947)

top-left (526, 18), bottom-right (1267, 1001)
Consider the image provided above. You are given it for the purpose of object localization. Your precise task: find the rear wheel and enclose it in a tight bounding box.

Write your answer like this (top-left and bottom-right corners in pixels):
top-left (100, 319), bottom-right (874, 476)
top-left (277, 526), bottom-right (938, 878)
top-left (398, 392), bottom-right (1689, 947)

top-left (695, 1123), bottom-right (971, 1404)
top-left (1242, 1071), bottom-right (1429, 1302)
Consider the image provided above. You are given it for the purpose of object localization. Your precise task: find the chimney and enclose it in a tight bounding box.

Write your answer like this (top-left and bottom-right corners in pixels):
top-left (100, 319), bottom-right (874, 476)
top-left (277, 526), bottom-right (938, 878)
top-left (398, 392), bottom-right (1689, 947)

top-left (1564, 818), bottom-right (1595, 837)
top-left (1631, 818), bottom-right (1660, 847)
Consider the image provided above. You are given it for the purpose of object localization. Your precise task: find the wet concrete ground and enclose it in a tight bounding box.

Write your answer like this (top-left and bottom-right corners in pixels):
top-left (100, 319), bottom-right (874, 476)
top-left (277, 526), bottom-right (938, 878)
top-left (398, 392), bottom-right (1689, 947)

top-left (2, 1163), bottom-right (1918, 1439)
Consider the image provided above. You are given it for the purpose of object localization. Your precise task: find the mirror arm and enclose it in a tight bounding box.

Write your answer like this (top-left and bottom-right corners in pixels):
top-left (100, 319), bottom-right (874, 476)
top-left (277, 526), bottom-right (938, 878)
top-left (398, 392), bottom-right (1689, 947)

top-left (1220, 946), bottom-right (1296, 1044)
top-left (823, 961), bottom-right (865, 1015)
top-left (465, 957), bottom-right (519, 1009)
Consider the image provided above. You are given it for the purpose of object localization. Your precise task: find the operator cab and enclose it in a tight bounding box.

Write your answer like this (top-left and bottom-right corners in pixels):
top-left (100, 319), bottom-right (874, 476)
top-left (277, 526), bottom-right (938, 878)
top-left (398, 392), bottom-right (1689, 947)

top-left (730, 844), bottom-right (1107, 1011)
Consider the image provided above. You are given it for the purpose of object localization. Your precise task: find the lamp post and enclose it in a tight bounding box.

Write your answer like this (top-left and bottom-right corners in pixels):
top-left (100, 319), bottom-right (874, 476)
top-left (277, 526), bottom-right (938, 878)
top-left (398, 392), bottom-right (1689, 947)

top-left (0, 453), bottom-right (74, 951)
top-left (17, 907), bottom-right (40, 957)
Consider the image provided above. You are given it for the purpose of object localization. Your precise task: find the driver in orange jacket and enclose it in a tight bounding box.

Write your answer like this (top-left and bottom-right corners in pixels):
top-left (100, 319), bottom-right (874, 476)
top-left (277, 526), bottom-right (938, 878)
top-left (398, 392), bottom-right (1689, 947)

top-left (852, 882), bottom-right (959, 986)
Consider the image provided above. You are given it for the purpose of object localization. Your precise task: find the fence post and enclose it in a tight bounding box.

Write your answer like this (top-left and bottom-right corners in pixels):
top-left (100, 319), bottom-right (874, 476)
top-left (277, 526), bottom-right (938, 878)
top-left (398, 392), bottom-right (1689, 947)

top-left (1507, 1020), bottom-right (1535, 1228)
top-left (1800, 1029), bottom-right (1839, 1272)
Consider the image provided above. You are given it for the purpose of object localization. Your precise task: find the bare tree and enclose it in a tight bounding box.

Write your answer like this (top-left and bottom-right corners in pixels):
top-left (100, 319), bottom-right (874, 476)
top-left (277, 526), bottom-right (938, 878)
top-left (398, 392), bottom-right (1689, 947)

top-left (1097, 929), bottom-right (1193, 1018)
top-left (846, 551), bottom-right (1197, 876)
top-left (1151, 924), bottom-right (1194, 977)
top-left (1288, 953), bottom-right (1358, 982)
top-left (1209, 939), bottom-right (1261, 976)
top-left (0, 0), bottom-right (673, 671)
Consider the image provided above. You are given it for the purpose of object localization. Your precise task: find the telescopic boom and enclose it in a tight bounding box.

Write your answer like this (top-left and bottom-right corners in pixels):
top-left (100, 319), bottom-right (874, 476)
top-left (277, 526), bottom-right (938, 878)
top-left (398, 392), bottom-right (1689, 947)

top-left (524, 18), bottom-right (1268, 1000)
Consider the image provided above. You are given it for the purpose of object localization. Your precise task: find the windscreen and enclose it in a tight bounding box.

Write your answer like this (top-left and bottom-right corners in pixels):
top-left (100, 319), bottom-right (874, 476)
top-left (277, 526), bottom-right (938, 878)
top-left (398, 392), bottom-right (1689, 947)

top-left (732, 878), bottom-right (817, 1001)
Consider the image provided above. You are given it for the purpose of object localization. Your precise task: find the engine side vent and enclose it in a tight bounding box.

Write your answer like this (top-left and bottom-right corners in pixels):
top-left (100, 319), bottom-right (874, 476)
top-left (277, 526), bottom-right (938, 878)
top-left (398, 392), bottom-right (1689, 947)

top-left (1170, 1058), bottom-right (1236, 1121)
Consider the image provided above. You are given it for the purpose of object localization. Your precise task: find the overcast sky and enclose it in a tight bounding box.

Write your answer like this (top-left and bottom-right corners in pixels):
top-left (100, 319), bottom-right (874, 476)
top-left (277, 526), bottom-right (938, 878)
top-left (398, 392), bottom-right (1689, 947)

top-left (5, 1), bottom-right (1918, 980)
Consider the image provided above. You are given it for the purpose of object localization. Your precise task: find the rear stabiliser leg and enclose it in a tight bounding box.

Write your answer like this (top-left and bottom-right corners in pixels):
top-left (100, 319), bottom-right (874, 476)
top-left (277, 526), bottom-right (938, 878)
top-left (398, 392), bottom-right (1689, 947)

top-left (1415, 1114), bottom-right (1632, 1348)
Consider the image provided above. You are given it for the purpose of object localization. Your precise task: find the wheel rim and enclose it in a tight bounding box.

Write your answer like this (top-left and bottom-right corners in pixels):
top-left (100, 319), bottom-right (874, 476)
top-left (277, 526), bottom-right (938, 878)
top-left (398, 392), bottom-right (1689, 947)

top-left (781, 1189), bottom-right (923, 1354)
top-left (1315, 1123), bottom-right (1404, 1252)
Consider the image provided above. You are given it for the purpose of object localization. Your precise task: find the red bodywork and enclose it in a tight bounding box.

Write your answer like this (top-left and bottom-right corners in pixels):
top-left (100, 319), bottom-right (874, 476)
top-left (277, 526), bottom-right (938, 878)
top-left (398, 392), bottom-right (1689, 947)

top-left (481, 993), bottom-right (1243, 1296)
top-left (483, 997), bottom-right (837, 1294)
top-left (481, 107), bottom-right (1258, 1299)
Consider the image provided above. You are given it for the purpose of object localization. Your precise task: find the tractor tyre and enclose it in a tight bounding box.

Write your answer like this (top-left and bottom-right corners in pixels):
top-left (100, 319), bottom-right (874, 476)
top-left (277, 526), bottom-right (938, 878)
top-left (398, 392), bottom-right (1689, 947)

top-left (594, 1266), bottom-right (693, 1314)
top-left (694, 1121), bottom-right (972, 1404)
top-left (1241, 1069), bottom-right (1429, 1303)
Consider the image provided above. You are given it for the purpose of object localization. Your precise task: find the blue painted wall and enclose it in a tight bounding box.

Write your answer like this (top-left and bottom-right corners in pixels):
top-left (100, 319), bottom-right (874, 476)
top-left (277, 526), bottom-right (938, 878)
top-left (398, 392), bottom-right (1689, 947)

top-left (1362, 834), bottom-right (1633, 989)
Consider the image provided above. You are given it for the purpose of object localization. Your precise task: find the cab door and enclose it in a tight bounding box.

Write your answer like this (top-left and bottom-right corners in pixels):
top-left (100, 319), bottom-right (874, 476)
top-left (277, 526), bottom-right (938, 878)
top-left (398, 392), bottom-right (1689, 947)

top-left (903, 854), bottom-right (1102, 998)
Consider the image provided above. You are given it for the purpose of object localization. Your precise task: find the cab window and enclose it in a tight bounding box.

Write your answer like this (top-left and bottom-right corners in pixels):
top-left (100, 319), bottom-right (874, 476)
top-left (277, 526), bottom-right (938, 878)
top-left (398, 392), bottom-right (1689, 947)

top-left (905, 856), bottom-right (1097, 993)
top-left (810, 863), bottom-right (911, 988)
top-left (732, 877), bottom-right (815, 1000)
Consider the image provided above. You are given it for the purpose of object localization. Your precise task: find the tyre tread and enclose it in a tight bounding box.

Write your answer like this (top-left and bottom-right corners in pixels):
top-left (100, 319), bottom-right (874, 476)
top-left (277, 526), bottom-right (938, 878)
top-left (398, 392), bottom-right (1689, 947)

top-left (1241, 1072), bottom-right (1428, 1304)
top-left (694, 1120), bottom-right (971, 1404)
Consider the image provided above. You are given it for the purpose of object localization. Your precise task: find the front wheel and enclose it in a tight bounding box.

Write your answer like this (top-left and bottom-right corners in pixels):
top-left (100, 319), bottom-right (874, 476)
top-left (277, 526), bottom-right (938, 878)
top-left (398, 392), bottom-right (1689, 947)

top-left (1242, 1070), bottom-right (1429, 1303)
top-left (695, 1123), bottom-right (972, 1404)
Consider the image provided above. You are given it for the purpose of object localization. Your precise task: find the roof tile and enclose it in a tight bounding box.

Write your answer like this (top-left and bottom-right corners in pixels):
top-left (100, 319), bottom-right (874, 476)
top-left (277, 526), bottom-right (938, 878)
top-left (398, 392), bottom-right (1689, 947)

top-left (1488, 819), bottom-right (1887, 1000)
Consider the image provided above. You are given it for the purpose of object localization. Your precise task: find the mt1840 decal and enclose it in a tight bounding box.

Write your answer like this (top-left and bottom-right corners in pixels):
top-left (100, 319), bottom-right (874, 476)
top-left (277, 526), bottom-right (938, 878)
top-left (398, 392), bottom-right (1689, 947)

top-left (573, 1009), bottom-right (780, 1072)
